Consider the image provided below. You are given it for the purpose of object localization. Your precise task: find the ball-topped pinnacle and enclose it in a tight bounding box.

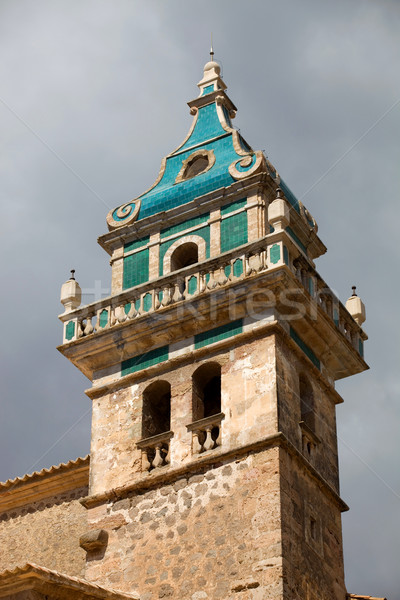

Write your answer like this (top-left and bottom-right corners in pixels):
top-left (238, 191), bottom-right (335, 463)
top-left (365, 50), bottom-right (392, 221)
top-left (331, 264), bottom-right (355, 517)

top-left (203, 60), bottom-right (221, 75)
top-left (345, 285), bottom-right (366, 326)
top-left (60, 270), bottom-right (81, 313)
top-left (196, 38), bottom-right (227, 96)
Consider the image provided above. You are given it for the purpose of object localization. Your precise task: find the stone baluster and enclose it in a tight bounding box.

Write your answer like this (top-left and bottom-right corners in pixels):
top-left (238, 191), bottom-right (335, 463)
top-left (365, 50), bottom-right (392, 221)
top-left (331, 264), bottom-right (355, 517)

top-left (141, 449), bottom-right (151, 472)
top-left (245, 255), bottom-right (252, 276)
top-left (127, 302), bottom-right (137, 319)
top-left (206, 270), bottom-right (217, 290)
top-left (199, 272), bottom-right (207, 293)
top-left (77, 320), bottom-right (84, 338)
top-left (192, 431), bottom-right (202, 454)
top-left (84, 317), bottom-right (94, 336)
top-left (164, 444), bottom-right (171, 465)
top-left (152, 444), bottom-right (164, 468)
top-left (114, 305), bottom-right (126, 324)
top-left (187, 413), bottom-right (225, 455)
top-left (154, 290), bottom-right (161, 310)
top-left (203, 427), bottom-right (214, 451)
top-left (218, 266), bottom-right (228, 286)
top-left (173, 278), bottom-right (185, 302)
top-left (161, 286), bottom-right (173, 306)
top-left (137, 432), bottom-right (173, 472)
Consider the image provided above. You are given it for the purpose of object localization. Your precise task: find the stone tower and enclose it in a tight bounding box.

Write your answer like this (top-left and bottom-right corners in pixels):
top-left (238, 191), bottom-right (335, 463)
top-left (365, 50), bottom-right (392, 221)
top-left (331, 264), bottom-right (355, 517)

top-left (59, 57), bottom-right (368, 600)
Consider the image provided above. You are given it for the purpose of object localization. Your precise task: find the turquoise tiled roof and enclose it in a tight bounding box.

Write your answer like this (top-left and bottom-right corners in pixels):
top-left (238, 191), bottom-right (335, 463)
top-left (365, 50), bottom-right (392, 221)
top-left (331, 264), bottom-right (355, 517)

top-left (133, 100), bottom-right (249, 222)
top-left (108, 71), bottom-right (303, 226)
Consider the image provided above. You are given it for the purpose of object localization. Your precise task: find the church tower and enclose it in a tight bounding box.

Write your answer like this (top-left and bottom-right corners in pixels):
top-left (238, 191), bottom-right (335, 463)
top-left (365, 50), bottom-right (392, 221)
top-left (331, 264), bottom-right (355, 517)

top-left (59, 56), bottom-right (368, 600)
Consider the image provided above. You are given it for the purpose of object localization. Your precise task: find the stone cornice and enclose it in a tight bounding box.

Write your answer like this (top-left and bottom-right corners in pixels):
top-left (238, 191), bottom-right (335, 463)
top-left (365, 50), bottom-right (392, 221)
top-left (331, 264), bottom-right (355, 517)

top-left (80, 431), bottom-right (348, 514)
top-left (97, 173), bottom-right (275, 255)
top-left (59, 253), bottom-right (368, 384)
top-left (186, 89), bottom-right (237, 113)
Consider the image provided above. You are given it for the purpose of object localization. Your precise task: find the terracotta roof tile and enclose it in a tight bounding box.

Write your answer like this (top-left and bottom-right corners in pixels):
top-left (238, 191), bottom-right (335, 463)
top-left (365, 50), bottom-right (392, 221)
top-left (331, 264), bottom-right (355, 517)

top-left (0, 455), bottom-right (89, 491)
top-left (0, 562), bottom-right (139, 599)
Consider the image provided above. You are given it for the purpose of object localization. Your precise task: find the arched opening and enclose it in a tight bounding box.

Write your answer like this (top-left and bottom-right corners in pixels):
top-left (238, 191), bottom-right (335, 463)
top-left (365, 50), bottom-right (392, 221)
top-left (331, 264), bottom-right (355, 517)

top-left (299, 373), bottom-right (315, 431)
top-left (183, 155), bottom-right (210, 179)
top-left (142, 380), bottom-right (171, 439)
top-left (192, 362), bottom-right (221, 422)
top-left (170, 242), bottom-right (199, 272)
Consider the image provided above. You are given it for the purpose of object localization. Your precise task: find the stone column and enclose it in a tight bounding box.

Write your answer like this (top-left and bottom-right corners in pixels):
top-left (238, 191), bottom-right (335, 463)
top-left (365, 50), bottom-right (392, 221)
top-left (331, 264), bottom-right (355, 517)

top-left (247, 188), bottom-right (266, 241)
top-left (209, 208), bottom-right (221, 257)
top-left (148, 232), bottom-right (161, 280)
top-left (111, 244), bottom-right (124, 294)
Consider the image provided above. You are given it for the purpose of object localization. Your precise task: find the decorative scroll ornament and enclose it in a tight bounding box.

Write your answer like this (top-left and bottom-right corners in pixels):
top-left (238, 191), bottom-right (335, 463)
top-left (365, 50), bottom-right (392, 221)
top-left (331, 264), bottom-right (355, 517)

top-left (106, 198), bottom-right (141, 230)
top-left (228, 151), bottom-right (266, 180)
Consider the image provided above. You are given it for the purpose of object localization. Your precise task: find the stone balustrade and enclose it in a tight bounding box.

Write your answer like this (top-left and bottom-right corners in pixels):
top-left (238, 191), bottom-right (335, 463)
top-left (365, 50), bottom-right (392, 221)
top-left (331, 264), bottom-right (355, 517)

top-left (186, 412), bottom-right (225, 455)
top-left (60, 235), bottom-right (365, 358)
top-left (293, 265), bottom-right (365, 356)
top-left (60, 238), bottom-right (269, 344)
top-left (136, 431), bottom-right (174, 472)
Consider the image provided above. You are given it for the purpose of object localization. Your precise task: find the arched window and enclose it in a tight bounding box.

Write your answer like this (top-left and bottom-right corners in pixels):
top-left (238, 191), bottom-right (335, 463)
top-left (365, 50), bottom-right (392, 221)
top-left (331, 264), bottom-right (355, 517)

top-left (299, 373), bottom-right (315, 431)
top-left (170, 242), bottom-right (198, 272)
top-left (142, 380), bottom-right (171, 439)
top-left (183, 155), bottom-right (210, 179)
top-left (175, 149), bottom-right (215, 184)
top-left (192, 362), bottom-right (221, 422)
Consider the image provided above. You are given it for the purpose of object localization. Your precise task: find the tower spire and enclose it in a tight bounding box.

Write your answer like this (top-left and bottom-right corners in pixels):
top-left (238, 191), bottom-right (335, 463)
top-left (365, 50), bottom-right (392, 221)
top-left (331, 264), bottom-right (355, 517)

top-left (197, 37), bottom-right (226, 97)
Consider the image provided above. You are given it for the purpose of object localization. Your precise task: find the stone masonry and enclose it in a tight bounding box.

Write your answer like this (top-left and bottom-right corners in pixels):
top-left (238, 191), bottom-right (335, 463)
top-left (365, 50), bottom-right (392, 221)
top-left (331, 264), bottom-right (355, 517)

top-left (0, 458), bottom-right (89, 578)
top-left (85, 451), bottom-right (283, 600)
top-left (0, 55), bottom-right (381, 600)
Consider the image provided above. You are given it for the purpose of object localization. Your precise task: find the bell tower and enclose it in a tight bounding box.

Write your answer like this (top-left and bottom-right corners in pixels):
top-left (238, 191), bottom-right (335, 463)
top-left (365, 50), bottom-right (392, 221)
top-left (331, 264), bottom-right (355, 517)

top-left (59, 57), bottom-right (368, 600)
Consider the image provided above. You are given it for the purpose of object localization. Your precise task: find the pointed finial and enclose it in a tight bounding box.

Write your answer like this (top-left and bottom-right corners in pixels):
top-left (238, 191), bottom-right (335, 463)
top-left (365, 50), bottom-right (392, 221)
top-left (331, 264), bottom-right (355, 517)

top-left (70, 269), bottom-right (76, 280)
top-left (352, 285), bottom-right (357, 296)
top-left (210, 33), bottom-right (214, 61)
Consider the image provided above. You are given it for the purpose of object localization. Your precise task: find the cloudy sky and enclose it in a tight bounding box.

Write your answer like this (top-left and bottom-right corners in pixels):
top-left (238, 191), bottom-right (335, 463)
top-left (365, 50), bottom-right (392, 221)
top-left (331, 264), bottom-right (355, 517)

top-left (0, 0), bottom-right (399, 597)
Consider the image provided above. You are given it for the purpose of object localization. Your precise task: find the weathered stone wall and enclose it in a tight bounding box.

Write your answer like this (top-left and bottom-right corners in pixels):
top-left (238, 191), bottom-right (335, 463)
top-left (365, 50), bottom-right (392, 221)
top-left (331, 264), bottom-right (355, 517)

top-left (276, 334), bottom-right (340, 491)
top-left (85, 448), bottom-right (284, 600)
top-left (85, 330), bottom-right (347, 600)
top-left (0, 486), bottom-right (88, 576)
top-left (280, 447), bottom-right (346, 600)
top-left (89, 335), bottom-right (278, 496)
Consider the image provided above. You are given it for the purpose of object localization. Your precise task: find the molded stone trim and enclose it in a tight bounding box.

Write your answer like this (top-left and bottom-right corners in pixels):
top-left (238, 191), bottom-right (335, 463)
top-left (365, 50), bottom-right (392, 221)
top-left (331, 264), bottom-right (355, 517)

top-left (174, 149), bottom-right (216, 184)
top-left (79, 432), bottom-right (348, 514)
top-left (162, 234), bottom-right (207, 275)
